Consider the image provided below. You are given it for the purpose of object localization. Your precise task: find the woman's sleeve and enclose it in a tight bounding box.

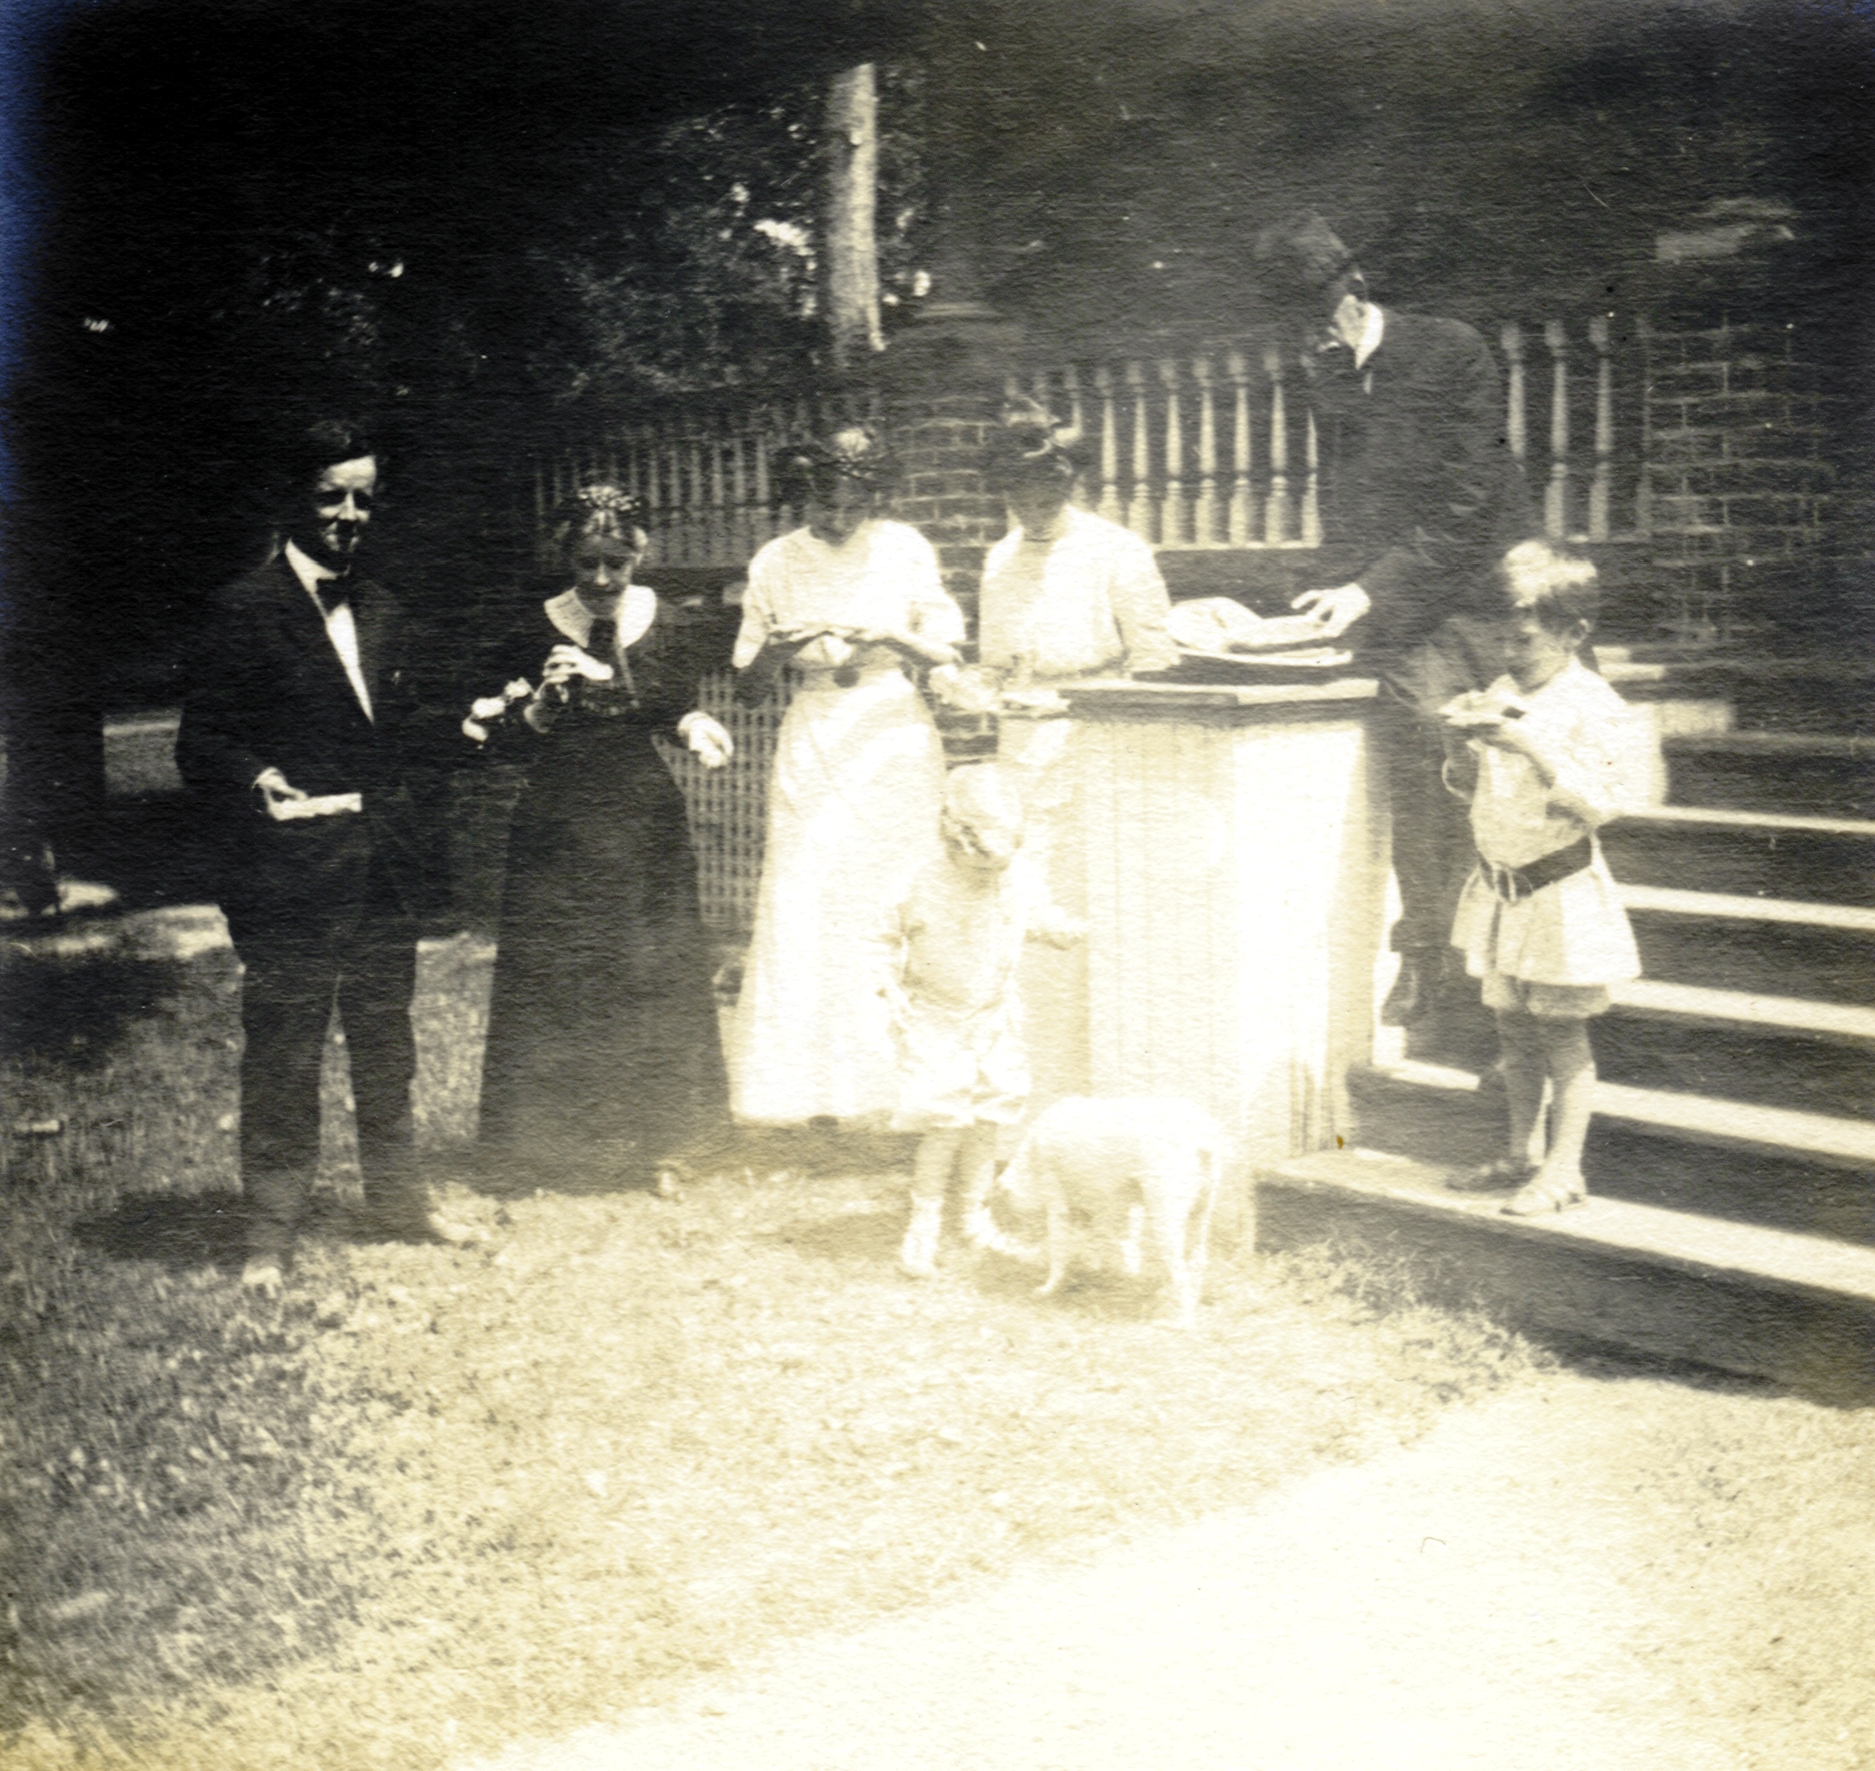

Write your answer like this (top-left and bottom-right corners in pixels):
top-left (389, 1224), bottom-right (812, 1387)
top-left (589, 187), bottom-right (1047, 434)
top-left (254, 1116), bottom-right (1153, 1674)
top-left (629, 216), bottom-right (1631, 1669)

top-left (1109, 533), bottom-right (1180, 675)
top-left (731, 552), bottom-right (777, 669)
top-left (901, 529), bottom-right (966, 649)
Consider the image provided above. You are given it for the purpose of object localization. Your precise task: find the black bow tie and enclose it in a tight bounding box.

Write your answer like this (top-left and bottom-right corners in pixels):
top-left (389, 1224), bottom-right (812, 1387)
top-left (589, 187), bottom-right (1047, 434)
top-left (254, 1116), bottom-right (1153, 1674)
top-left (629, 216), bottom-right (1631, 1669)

top-left (315, 576), bottom-right (352, 617)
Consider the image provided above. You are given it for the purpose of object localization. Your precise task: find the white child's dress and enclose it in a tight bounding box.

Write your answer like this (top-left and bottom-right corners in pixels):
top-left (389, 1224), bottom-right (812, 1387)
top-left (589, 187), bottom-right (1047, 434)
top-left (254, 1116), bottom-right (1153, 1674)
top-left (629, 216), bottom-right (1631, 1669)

top-left (729, 519), bottom-right (965, 1124)
top-left (1449, 659), bottom-right (1651, 1006)
top-left (876, 854), bottom-right (1079, 1133)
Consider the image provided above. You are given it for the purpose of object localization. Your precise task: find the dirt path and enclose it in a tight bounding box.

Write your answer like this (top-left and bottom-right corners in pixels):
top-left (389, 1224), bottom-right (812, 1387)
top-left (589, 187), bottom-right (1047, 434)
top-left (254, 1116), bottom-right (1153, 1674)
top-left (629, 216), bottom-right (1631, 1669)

top-left (461, 1365), bottom-right (1874, 1771)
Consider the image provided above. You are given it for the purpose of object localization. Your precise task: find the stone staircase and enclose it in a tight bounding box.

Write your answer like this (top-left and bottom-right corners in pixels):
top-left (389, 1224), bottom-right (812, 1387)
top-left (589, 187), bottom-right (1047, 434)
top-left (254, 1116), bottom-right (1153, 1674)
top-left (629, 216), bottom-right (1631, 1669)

top-left (1259, 647), bottom-right (1875, 1396)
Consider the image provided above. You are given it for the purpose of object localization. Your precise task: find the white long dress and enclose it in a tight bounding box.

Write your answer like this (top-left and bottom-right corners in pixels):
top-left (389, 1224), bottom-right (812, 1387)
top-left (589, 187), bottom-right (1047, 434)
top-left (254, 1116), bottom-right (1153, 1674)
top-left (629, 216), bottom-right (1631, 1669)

top-left (729, 520), bottom-right (966, 1124)
top-left (978, 506), bottom-right (1178, 1121)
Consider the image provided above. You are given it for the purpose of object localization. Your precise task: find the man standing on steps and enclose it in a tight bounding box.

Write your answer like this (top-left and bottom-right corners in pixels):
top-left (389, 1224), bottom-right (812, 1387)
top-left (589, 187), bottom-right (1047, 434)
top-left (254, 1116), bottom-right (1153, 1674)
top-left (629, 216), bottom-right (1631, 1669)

top-left (1254, 214), bottom-right (1536, 1043)
top-left (178, 416), bottom-right (475, 1293)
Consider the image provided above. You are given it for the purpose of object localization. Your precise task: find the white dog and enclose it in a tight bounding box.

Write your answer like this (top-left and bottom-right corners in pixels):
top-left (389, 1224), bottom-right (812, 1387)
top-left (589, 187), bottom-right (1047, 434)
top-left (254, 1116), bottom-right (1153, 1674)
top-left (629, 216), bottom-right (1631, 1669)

top-left (977, 1097), bottom-right (1228, 1328)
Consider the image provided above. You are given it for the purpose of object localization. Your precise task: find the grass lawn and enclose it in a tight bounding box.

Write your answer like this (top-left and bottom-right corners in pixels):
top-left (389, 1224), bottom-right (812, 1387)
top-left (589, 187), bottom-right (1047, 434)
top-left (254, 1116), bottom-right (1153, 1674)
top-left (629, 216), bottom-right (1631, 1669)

top-left (6, 914), bottom-right (1542, 1769)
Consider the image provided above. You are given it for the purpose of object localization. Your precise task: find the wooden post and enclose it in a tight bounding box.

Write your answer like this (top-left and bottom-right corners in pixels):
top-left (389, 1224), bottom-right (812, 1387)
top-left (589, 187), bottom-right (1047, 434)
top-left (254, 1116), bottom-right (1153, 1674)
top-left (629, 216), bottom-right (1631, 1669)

top-left (1159, 357), bottom-right (1186, 546)
top-left (1096, 364), bottom-right (1124, 523)
top-left (821, 64), bottom-right (883, 371)
top-left (1264, 348), bottom-right (1291, 545)
top-left (1228, 349), bottom-right (1254, 545)
top-left (1500, 323), bottom-right (1526, 464)
top-left (1588, 314), bottom-right (1614, 542)
top-left (1544, 318), bottom-right (1570, 539)
top-left (1126, 360), bottom-right (1153, 541)
top-left (1192, 355), bottom-right (1219, 547)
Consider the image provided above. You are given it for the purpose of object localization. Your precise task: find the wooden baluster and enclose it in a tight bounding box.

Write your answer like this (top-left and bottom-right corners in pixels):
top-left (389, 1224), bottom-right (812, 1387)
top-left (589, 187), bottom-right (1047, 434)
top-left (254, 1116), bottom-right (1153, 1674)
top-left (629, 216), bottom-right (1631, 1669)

top-left (1191, 355), bottom-right (1219, 546)
top-left (1227, 349), bottom-right (1254, 545)
top-left (1263, 348), bottom-right (1291, 545)
top-left (1635, 317), bottom-right (1654, 539)
top-left (644, 439), bottom-right (662, 555)
top-left (1302, 409), bottom-right (1322, 547)
top-left (727, 433), bottom-right (749, 563)
top-left (1588, 314), bottom-right (1613, 542)
top-left (1062, 364), bottom-right (1086, 504)
top-left (1032, 368), bottom-right (1052, 410)
top-left (1500, 323), bottom-right (1526, 464)
top-left (1002, 372), bottom-right (1022, 406)
top-left (752, 427), bottom-right (774, 548)
top-left (707, 428), bottom-right (729, 562)
top-left (1125, 360), bottom-right (1154, 541)
top-left (1158, 358), bottom-right (1185, 546)
top-left (687, 432), bottom-right (706, 565)
top-left (1544, 318), bottom-right (1570, 539)
top-left (1095, 364), bottom-right (1124, 523)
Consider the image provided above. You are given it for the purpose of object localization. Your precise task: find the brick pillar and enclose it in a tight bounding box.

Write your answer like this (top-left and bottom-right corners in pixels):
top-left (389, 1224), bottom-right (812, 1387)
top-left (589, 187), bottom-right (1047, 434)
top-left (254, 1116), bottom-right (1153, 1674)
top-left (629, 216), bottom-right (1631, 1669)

top-left (1639, 203), bottom-right (1850, 644)
top-left (1643, 316), bottom-right (1837, 641)
top-left (876, 321), bottom-right (1026, 760)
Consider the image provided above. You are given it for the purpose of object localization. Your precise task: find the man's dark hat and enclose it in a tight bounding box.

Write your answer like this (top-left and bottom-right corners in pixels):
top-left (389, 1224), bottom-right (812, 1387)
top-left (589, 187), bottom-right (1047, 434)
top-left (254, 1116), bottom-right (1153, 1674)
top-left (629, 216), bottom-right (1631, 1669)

top-left (1251, 212), bottom-right (1358, 306)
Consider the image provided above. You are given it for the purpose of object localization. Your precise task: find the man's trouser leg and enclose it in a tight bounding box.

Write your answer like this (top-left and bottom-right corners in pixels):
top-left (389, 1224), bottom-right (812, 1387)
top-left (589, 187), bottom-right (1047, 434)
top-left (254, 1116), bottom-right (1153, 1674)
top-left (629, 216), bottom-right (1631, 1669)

top-left (229, 916), bottom-right (337, 1259)
top-left (338, 894), bottom-right (425, 1229)
top-left (1376, 617), bottom-right (1502, 1031)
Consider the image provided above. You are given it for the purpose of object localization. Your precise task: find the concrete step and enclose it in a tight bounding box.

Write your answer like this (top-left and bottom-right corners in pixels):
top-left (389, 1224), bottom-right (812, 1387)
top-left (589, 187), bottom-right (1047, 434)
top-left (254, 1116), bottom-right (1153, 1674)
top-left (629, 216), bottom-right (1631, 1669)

top-left (1590, 1005), bottom-right (1875, 1125)
top-left (1620, 885), bottom-right (1875, 1006)
top-left (1602, 806), bottom-right (1875, 908)
top-left (1362, 1056), bottom-right (1875, 1169)
top-left (1593, 652), bottom-right (1875, 736)
top-left (1663, 731), bottom-right (1875, 820)
top-left (1256, 1147), bottom-right (1875, 1396)
top-left (1348, 1058), bottom-right (1875, 1249)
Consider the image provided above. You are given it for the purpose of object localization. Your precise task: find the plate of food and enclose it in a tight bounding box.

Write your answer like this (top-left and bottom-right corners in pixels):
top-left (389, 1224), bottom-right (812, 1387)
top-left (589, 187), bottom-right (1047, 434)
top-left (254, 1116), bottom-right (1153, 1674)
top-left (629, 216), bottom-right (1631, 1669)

top-left (1174, 644), bottom-right (1355, 672)
top-left (1167, 597), bottom-right (1332, 656)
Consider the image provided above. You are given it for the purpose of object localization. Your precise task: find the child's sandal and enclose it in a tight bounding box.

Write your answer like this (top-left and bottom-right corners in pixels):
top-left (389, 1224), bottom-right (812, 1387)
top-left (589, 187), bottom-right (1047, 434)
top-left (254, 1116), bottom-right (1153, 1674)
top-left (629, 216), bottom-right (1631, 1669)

top-left (1446, 1157), bottom-right (1535, 1194)
top-left (1503, 1174), bottom-right (1587, 1217)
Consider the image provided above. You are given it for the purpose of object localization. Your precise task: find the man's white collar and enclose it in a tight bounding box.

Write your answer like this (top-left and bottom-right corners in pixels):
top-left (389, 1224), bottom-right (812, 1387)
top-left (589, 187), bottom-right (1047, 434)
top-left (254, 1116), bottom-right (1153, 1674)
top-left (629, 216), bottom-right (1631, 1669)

top-left (283, 538), bottom-right (338, 596)
top-left (1354, 302), bottom-right (1385, 371)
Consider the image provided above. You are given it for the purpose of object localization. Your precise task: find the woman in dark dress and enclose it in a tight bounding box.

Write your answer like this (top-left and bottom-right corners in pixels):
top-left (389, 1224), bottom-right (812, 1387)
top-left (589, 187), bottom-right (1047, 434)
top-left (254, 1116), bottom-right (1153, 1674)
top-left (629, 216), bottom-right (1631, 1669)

top-left (468, 485), bottom-right (734, 1191)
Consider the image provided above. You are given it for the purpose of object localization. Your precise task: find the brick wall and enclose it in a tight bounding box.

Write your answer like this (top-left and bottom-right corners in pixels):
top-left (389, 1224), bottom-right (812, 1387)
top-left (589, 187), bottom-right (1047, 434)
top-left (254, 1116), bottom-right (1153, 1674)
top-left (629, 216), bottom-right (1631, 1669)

top-left (1641, 313), bottom-right (1843, 641)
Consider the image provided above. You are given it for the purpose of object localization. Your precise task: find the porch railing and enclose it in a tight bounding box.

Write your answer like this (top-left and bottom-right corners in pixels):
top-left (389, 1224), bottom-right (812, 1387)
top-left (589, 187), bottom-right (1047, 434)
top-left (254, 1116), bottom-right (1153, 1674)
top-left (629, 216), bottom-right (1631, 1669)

top-left (536, 307), bottom-right (1652, 573)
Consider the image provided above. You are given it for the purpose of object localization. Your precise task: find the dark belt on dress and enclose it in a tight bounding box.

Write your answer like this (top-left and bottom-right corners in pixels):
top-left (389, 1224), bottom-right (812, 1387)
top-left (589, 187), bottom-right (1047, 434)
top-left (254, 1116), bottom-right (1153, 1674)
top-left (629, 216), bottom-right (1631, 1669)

top-left (1475, 836), bottom-right (1593, 904)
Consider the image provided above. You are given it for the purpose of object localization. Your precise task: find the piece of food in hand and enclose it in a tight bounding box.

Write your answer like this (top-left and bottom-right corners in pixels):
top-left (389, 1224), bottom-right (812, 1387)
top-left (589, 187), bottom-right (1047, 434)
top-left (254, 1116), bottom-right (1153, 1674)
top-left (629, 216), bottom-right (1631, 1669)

top-left (550, 643), bottom-right (616, 682)
top-left (1439, 687), bottom-right (1528, 727)
top-left (929, 664), bottom-right (1003, 715)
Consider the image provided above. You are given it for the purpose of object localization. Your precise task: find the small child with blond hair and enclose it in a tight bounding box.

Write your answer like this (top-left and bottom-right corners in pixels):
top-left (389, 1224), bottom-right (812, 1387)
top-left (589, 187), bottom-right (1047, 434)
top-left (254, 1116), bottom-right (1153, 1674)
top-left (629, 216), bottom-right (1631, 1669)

top-left (875, 764), bottom-right (1084, 1277)
top-left (1440, 539), bottom-right (1654, 1215)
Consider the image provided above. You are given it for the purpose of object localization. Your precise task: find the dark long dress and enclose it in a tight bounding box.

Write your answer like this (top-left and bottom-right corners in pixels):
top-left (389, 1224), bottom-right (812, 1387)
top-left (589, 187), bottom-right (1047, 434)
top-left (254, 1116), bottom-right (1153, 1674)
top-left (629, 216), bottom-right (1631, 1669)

top-left (475, 587), bottom-right (728, 1185)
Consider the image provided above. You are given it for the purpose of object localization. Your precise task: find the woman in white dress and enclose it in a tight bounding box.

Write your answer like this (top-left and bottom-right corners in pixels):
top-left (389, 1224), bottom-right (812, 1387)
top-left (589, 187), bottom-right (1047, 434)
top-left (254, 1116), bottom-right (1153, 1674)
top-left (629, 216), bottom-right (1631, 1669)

top-left (729, 427), bottom-right (965, 1125)
top-left (974, 405), bottom-right (1179, 1118)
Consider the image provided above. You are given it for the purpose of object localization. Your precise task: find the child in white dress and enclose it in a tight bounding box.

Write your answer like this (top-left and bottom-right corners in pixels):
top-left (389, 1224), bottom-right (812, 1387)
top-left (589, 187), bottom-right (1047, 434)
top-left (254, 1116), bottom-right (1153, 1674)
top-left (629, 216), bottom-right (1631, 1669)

top-left (876, 766), bottom-right (1084, 1278)
top-left (1440, 540), bottom-right (1652, 1215)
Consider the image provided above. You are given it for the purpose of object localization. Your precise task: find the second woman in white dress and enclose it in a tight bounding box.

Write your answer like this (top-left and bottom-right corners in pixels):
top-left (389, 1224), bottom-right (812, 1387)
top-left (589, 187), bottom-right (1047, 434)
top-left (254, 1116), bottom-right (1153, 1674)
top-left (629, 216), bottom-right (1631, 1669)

top-left (729, 427), bottom-right (965, 1125)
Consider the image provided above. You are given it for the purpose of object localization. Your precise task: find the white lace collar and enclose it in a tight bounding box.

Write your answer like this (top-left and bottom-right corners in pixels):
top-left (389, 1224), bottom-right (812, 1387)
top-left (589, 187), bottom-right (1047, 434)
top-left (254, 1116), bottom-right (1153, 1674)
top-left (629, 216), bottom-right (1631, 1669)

top-left (545, 582), bottom-right (658, 650)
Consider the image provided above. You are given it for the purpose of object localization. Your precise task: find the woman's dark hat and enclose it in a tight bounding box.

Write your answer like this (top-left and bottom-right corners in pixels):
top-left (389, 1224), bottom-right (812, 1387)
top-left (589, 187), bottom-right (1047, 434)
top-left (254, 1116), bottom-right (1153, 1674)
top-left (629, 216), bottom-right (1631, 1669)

top-left (775, 424), bottom-right (901, 502)
top-left (981, 399), bottom-right (1088, 485)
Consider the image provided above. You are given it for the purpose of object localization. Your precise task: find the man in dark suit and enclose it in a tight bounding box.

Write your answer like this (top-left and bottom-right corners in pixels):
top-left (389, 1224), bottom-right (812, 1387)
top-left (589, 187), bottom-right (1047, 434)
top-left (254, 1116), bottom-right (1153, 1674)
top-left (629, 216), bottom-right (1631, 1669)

top-left (1255, 214), bottom-right (1536, 1033)
top-left (178, 417), bottom-right (471, 1292)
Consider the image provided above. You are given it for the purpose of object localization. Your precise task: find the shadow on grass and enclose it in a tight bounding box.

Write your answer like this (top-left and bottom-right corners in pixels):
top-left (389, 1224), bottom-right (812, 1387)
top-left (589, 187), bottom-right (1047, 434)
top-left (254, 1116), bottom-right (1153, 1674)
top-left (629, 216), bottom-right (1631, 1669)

top-left (0, 953), bottom-right (192, 1069)
top-left (72, 1189), bottom-right (251, 1269)
top-left (765, 1201), bottom-right (906, 1265)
